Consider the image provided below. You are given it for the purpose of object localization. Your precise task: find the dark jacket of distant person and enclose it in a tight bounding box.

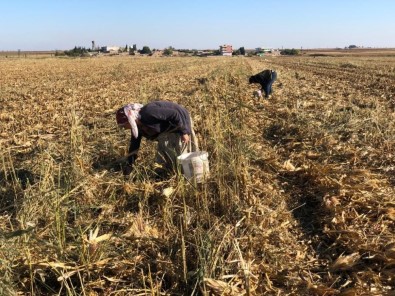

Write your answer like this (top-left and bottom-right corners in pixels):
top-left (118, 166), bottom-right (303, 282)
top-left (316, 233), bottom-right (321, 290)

top-left (249, 69), bottom-right (277, 98)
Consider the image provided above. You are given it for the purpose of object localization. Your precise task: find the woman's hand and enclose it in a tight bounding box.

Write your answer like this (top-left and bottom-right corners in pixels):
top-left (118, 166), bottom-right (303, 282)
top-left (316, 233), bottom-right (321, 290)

top-left (181, 134), bottom-right (190, 143)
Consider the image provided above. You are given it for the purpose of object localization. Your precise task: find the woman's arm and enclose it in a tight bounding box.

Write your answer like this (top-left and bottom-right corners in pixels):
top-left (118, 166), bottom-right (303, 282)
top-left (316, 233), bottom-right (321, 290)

top-left (123, 133), bottom-right (142, 175)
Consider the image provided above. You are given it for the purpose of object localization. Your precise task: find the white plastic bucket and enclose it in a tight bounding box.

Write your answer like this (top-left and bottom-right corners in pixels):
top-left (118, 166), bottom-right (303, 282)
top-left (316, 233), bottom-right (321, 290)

top-left (177, 151), bottom-right (209, 183)
top-left (254, 89), bottom-right (262, 98)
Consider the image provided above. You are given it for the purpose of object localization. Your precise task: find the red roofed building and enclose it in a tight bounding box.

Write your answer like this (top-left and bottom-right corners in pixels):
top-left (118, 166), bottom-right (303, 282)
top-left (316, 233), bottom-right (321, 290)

top-left (220, 44), bottom-right (232, 56)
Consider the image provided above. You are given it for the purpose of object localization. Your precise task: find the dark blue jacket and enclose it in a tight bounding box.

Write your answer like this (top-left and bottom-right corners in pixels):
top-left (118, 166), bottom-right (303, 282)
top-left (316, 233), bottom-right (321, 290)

top-left (128, 101), bottom-right (191, 164)
top-left (249, 70), bottom-right (277, 97)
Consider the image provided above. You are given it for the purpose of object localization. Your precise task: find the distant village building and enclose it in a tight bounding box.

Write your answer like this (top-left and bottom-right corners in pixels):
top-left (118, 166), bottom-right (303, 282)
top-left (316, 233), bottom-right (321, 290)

top-left (101, 46), bottom-right (120, 53)
top-left (197, 50), bottom-right (212, 57)
top-left (220, 44), bottom-right (233, 56)
top-left (255, 47), bottom-right (280, 56)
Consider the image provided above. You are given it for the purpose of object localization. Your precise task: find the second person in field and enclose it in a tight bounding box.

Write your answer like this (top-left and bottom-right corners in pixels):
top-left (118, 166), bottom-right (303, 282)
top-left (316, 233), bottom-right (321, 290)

top-left (249, 69), bottom-right (277, 99)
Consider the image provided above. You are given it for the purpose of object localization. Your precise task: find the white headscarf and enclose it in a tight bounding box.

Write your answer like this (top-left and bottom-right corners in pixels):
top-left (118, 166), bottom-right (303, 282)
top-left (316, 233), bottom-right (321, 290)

top-left (124, 103), bottom-right (143, 138)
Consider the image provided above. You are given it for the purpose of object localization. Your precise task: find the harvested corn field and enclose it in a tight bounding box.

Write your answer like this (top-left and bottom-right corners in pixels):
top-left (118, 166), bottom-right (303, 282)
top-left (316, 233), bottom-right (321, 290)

top-left (1, 53), bottom-right (395, 295)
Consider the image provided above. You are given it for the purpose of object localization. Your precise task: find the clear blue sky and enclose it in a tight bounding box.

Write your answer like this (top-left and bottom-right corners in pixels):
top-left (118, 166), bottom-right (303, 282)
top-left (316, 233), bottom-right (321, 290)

top-left (1, 0), bottom-right (394, 51)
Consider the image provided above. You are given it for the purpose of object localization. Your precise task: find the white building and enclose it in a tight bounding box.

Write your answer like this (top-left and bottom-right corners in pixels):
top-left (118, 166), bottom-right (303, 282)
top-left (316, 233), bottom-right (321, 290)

top-left (101, 46), bottom-right (120, 53)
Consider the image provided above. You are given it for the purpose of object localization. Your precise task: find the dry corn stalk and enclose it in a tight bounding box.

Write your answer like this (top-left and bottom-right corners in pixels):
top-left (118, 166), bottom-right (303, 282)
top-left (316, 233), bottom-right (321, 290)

top-left (330, 253), bottom-right (360, 271)
top-left (203, 278), bottom-right (245, 296)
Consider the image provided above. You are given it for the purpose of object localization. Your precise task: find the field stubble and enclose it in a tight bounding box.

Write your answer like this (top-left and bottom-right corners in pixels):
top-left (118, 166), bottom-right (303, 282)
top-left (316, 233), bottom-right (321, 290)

top-left (0, 54), bottom-right (395, 295)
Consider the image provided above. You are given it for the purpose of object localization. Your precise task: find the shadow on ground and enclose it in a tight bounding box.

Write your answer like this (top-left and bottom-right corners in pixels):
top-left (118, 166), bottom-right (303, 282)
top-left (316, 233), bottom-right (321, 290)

top-left (91, 153), bottom-right (123, 172)
top-left (0, 169), bottom-right (36, 215)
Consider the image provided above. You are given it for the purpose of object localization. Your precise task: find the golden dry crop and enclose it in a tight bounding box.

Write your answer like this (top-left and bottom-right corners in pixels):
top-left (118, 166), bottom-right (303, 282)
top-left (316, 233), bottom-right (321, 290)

top-left (0, 52), bottom-right (395, 295)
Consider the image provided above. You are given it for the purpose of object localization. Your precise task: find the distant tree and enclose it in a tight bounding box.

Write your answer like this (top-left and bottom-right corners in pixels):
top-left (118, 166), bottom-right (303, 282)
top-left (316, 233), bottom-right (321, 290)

top-left (163, 47), bottom-right (173, 56)
top-left (280, 48), bottom-right (299, 55)
top-left (233, 49), bottom-right (241, 55)
top-left (139, 46), bottom-right (152, 54)
top-left (129, 47), bottom-right (135, 55)
top-left (240, 47), bottom-right (245, 55)
top-left (125, 44), bottom-right (128, 52)
top-left (348, 45), bottom-right (358, 49)
top-left (64, 46), bottom-right (89, 57)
